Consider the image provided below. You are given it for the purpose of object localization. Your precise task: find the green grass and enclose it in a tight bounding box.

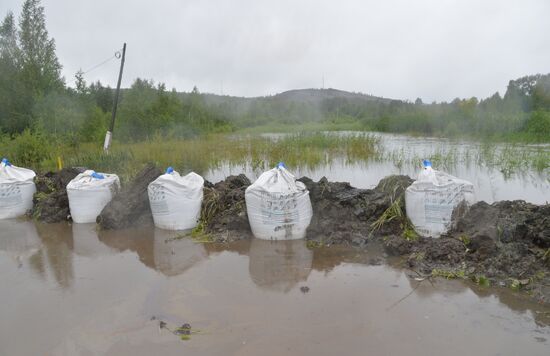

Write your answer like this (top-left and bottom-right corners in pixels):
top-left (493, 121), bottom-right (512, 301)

top-left (238, 121), bottom-right (368, 134)
top-left (1, 129), bottom-right (548, 183)
top-left (382, 141), bottom-right (550, 175)
top-left (1, 131), bottom-right (381, 180)
top-left (431, 268), bottom-right (467, 279)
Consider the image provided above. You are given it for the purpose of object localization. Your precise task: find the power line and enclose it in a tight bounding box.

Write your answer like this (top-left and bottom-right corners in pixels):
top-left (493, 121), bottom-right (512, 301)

top-left (82, 49), bottom-right (122, 75)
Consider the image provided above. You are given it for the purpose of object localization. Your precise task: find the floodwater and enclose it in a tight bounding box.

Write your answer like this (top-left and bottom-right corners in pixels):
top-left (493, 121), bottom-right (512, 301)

top-left (1, 219), bottom-right (549, 356)
top-left (206, 132), bottom-right (550, 204)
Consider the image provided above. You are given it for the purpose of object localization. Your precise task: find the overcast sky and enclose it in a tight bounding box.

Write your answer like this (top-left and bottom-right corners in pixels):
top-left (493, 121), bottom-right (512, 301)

top-left (1, 0), bottom-right (549, 102)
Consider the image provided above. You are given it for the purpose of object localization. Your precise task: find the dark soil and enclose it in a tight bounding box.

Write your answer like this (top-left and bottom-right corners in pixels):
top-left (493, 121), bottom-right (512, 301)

top-left (201, 174), bottom-right (549, 304)
top-left (299, 175), bottom-right (413, 246)
top-left (97, 163), bottom-right (162, 230)
top-left (200, 174), bottom-right (413, 244)
top-left (383, 200), bottom-right (550, 304)
top-left (201, 174), bottom-right (253, 242)
top-left (30, 168), bottom-right (84, 223)
top-left (29, 166), bottom-right (550, 304)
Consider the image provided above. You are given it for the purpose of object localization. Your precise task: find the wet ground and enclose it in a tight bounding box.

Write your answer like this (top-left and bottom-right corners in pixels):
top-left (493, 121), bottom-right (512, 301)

top-left (206, 132), bottom-right (550, 204)
top-left (1, 219), bottom-right (549, 356)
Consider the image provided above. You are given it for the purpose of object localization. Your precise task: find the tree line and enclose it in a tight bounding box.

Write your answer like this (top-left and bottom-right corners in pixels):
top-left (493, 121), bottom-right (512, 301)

top-left (0, 0), bottom-right (232, 144)
top-left (1, 0), bottom-right (549, 146)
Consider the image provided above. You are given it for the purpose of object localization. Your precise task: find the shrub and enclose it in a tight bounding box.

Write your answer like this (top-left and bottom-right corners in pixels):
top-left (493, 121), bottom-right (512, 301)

top-left (7, 128), bottom-right (53, 168)
top-left (523, 110), bottom-right (550, 140)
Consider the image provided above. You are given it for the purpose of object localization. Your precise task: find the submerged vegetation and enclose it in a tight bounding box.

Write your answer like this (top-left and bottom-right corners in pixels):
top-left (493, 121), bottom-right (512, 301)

top-left (1, 129), bottom-right (548, 182)
top-left (0, 131), bottom-right (381, 179)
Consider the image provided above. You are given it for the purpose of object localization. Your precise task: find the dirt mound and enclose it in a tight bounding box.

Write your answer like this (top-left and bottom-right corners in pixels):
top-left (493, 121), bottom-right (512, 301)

top-left (31, 168), bottom-right (83, 223)
top-left (414, 201), bottom-right (550, 269)
top-left (200, 174), bottom-right (413, 244)
top-left (384, 200), bottom-right (550, 304)
top-left (452, 201), bottom-right (550, 249)
top-left (97, 164), bottom-right (162, 230)
top-left (201, 174), bottom-right (252, 242)
top-left (299, 175), bottom-right (413, 246)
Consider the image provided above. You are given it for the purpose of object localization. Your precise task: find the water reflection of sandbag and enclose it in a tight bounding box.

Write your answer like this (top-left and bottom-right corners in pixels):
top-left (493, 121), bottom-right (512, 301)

top-left (249, 238), bottom-right (313, 292)
top-left (72, 223), bottom-right (113, 257)
top-left (405, 160), bottom-right (475, 237)
top-left (153, 229), bottom-right (207, 276)
top-left (0, 219), bottom-right (41, 260)
top-left (148, 168), bottom-right (204, 231)
top-left (0, 158), bottom-right (36, 219)
top-left (98, 228), bottom-right (156, 269)
top-left (245, 163), bottom-right (312, 240)
top-left (67, 170), bottom-right (120, 223)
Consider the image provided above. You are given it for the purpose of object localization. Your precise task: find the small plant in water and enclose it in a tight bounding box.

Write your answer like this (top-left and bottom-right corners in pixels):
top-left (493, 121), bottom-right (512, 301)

top-left (509, 278), bottom-right (530, 291)
top-left (159, 320), bottom-right (199, 341)
top-left (306, 239), bottom-right (325, 249)
top-left (191, 221), bottom-right (213, 243)
top-left (471, 275), bottom-right (490, 287)
top-left (431, 268), bottom-right (467, 280)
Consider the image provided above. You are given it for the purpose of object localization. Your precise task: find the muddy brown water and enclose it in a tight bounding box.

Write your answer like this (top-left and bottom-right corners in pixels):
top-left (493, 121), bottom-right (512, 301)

top-left (1, 219), bottom-right (549, 355)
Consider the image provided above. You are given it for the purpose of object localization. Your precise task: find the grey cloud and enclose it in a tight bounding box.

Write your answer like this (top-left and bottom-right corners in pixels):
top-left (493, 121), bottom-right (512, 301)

top-left (1, 0), bottom-right (549, 102)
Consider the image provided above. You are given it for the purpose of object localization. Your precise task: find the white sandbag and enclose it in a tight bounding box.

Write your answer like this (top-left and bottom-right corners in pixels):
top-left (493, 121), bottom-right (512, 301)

top-left (148, 168), bottom-right (204, 230)
top-left (0, 158), bottom-right (36, 219)
top-left (405, 160), bottom-right (475, 238)
top-left (245, 163), bottom-right (312, 240)
top-left (67, 170), bottom-right (120, 223)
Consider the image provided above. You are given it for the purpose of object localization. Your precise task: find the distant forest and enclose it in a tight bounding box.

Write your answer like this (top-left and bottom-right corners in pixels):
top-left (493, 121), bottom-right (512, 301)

top-left (1, 0), bottom-right (549, 144)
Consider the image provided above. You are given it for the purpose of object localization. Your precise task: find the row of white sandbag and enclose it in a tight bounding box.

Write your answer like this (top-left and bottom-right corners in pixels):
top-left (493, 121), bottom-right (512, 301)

top-left (0, 160), bottom-right (203, 226)
top-left (0, 160), bottom-right (121, 223)
top-left (244, 161), bottom-right (477, 240)
top-left (243, 162), bottom-right (477, 240)
top-left (149, 163), bottom-right (313, 238)
top-left (0, 157), bottom-right (476, 239)
top-left (68, 168), bottom-right (205, 227)
top-left (76, 164), bottom-right (313, 238)
top-left (72, 160), bottom-right (475, 237)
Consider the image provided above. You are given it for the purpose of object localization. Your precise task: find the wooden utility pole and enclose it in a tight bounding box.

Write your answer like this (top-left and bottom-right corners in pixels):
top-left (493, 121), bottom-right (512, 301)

top-left (103, 43), bottom-right (126, 152)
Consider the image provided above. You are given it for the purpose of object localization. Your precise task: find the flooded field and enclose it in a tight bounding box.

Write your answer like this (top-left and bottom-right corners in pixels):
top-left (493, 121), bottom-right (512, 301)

top-left (1, 132), bottom-right (549, 355)
top-left (1, 219), bottom-right (549, 355)
top-left (206, 132), bottom-right (550, 204)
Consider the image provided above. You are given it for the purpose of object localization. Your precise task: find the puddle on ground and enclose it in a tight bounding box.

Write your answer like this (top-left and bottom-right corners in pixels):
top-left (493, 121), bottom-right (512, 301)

top-left (0, 219), bottom-right (549, 355)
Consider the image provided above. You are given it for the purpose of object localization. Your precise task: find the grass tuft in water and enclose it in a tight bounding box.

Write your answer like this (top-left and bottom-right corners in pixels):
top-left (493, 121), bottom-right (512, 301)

top-left (431, 268), bottom-right (467, 279)
top-left (471, 275), bottom-right (491, 287)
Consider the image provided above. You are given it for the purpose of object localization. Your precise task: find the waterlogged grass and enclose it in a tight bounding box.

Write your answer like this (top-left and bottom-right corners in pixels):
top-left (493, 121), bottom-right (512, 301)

top-left (382, 141), bottom-right (550, 176)
top-left (238, 121), bottom-right (368, 134)
top-left (50, 132), bottom-right (380, 180)
top-left (2, 130), bottom-right (548, 181)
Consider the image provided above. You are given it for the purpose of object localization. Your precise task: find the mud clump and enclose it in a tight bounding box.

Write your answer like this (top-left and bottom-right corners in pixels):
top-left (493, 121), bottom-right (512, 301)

top-left (31, 168), bottom-right (83, 223)
top-left (201, 174), bottom-right (252, 242)
top-left (401, 200), bottom-right (550, 304)
top-left (453, 201), bottom-right (550, 249)
top-left (300, 175), bottom-right (413, 246)
top-left (200, 174), bottom-right (413, 244)
top-left (97, 164), bottom-right (162, 230)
